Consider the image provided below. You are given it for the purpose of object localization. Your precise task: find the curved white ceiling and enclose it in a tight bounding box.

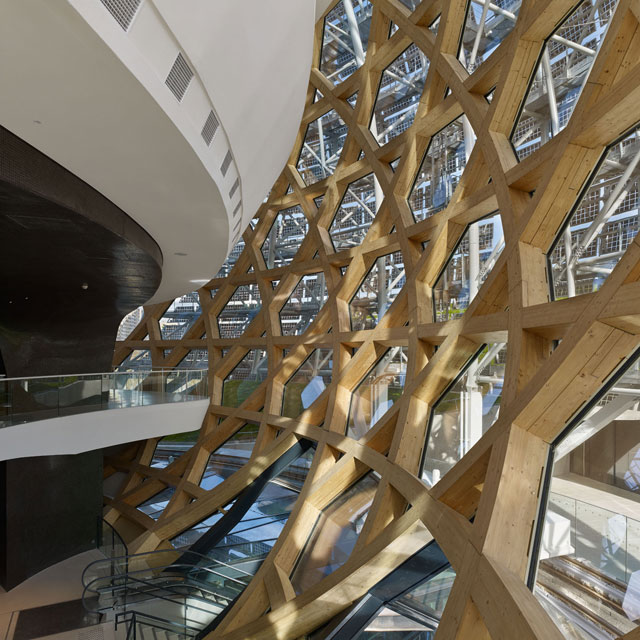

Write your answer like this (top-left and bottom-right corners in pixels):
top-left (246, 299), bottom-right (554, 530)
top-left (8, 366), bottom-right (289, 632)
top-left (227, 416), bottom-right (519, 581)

top-left (153, 0), bottom-right (316, 226)
top-left (0, 0), bottom-right (316, 303)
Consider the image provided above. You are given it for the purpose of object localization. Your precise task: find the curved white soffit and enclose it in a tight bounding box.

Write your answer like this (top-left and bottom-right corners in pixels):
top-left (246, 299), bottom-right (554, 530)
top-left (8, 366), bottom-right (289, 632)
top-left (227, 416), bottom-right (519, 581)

top-left (0, 0), bottom-right (314, 303)
top-left (0, 1), bottom-right (225, 304)
top-left (0, 401), bottom-right (209, 460)
top-left (153, 0), bottom-right (316, 226)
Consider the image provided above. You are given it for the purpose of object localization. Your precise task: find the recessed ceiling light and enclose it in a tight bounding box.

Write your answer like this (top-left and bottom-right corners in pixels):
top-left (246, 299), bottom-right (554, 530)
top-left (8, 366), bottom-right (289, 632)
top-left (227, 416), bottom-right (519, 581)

top-left (174, 252), bottom-right (188, 256)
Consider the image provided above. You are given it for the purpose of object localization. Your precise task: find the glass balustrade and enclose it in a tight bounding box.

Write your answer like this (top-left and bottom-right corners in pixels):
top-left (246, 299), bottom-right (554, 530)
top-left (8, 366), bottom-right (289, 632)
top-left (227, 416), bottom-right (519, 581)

top-left (531, 349), bottom-right (640, 638)
top-left (0, 369), bottom-right (208, 428)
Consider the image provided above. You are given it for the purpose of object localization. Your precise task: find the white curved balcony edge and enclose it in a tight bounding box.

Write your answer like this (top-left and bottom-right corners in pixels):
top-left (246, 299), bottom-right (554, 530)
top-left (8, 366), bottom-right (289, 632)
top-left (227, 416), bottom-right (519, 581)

top-left (0, 399), bottom-right (208, 461)
top-left (0, 0), bottom-right (315, 302)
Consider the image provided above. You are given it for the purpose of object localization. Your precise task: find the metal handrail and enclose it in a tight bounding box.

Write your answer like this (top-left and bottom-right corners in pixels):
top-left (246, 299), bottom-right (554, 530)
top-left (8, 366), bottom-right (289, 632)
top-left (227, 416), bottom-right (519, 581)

top-left (82, 546), bottom-right (257, 588)
top-left (0, 369), bottom-right (207, 383)
top-left (84, 560), bottom-right (252, 600)
top-left (85, 571), bottom-right (229, 618)
top-left (97, 516), bottom-right (128, 558)
top-left (116, 610), bottom-right (199, 639)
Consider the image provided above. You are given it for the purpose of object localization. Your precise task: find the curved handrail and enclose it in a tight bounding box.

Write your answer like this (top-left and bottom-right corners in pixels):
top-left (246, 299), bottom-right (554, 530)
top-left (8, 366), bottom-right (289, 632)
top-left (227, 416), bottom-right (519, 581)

top-left (83, 561), bottom-right (252, 597)
top-left (97, 517), bottom-right (128, 559)
top-left (83, 571), bottom-right (232, 618)
top-left (81, 543), bottom-right (265, 634)
top-left (82, 546), bottom-right (255, 588)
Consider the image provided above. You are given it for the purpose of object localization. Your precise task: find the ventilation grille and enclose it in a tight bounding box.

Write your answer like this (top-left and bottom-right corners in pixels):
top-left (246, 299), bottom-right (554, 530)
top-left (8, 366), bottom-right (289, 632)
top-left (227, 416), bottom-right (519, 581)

top-left (232, 201), bottom-right (242, 218)
top-left (220, 150), bottom-right (232, 177)
top-left (99, 0), bottom-right (141, 31)
top-left (229, 178), bottom-right (240, 199)
top-left (201, 111), bottom-right (219, 146)
top-left (166, 53), bottom-right (194, 102)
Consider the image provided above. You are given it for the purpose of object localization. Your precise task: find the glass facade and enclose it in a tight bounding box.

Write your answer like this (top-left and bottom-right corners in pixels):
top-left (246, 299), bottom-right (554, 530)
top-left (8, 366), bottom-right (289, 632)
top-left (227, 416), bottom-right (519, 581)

top-left (280, 273), bottom-right (328, 336)
top-left (262, 206), bottom-right (309, 268)
top-left (319, 0), bottom-right (373, 85)
top-left (459, 0), bottom-right (521, 73)
top-left (297, 110), bottom-right (348, 186)
top-left (355, 566), bottom-right (455, 639)
top-left (199, 423), bottom-right (261, 490)
top-left (371, 44), bottom-right (429, 145)
top-left (103, 1), bottom-right (640, 637)
top-left (159, 291), bottom-right (201, 340)
top-left (175, 447), bottom-right (314, 554)
top-left (217, 284), bottom-right (262, 339)
top-left (331, 173), bottom-right (378, 250)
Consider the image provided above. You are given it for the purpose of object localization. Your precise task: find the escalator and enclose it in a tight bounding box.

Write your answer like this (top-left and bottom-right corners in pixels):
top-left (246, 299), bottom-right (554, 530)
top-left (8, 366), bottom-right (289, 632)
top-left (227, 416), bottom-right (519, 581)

top-left (87, 438), bottom-right (315, 638)
top-left (535, 556), bottom-right (637, 639)
top-left (82, 546), bottom-right (258, 638)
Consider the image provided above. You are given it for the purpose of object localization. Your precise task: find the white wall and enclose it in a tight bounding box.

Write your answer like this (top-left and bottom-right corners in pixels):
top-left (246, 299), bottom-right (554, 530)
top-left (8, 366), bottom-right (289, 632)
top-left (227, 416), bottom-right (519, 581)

top-left (154, 0), bottom-right (316, 227)
top-left (0, 400), bottom-right (209, 460)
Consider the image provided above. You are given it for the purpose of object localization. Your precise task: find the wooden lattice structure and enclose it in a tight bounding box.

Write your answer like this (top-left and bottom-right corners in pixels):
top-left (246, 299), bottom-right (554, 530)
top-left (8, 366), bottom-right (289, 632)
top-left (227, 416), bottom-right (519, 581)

top-left (107, 0), bottom-right (640, 637)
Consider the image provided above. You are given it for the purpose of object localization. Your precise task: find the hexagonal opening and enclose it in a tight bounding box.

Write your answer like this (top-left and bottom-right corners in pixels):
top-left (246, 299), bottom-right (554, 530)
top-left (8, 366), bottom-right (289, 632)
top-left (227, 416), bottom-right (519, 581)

top-left (511, 0), bottom-right (616, 160)
top-left (290, 471), bottom-right (379, 594)
top-left (283, 348), bottom-right (333, 418)
top-left (330, 172), bottom-right (377, 250)
top-left (350, 252), bottom-right (405, 331)
top-left (261, 206), bottom-right (308, 269)
top-left (319, 1), bottom-right (373, 85)
top-left (459, 0), bottom-right (521, 74)
top-left (280, 272), bottom-right (329, 336)
top-left (297, 110), bottom-right (348, 186)
top-left (549, 125), bottom-right (640, 299)
top-left (159, 291), bottom-right (201, 339)
top-left (432, 212), bottom-right (503, 322)
top-left (409, 115), bottom-right (474, 222)
top-left (370, 44), bottom-right (429, 145)
top-left (530, 346), bottom-right (640, 634)
top-left (200, 422), bottom-right (262, 490)
top-left (222, 349), bottom-right (268, 407)
top-left (217, 284), bottom-right (262, 338)
top-left (420, 343), bottom-right (506, 486)
top-left (347, 346), bottom-right (408, 439)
